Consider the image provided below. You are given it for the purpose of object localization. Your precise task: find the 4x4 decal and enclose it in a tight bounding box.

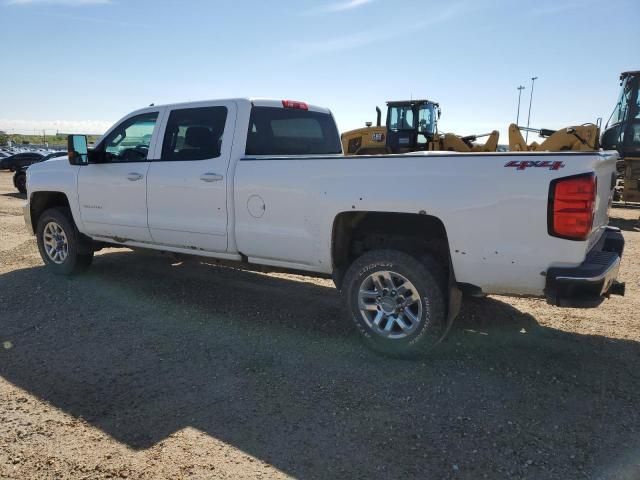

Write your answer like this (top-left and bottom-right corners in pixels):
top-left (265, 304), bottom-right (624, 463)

top-left (505, 160), bottom-right (565, 171)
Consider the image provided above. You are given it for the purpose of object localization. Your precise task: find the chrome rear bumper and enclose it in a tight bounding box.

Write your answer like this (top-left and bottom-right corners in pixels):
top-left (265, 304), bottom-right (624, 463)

top-left (545, 227), bottom-right (625, 307)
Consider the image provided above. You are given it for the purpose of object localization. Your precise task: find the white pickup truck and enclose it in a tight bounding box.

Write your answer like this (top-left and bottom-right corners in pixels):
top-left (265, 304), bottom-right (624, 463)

top-left (24, 98), bottom-right (625, 356)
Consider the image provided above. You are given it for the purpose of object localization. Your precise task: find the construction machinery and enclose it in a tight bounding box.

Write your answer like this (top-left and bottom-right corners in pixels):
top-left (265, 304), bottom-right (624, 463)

top-left (341, 100), bottom-right (500, 155)
top-left (341, 99), bottom-right (597, 155)
top-left (343, 87), bottom-right (626, 163)
top-left (601, 70), bottom-right (640, 203)
top-left (507, 123), bottom-right (600, 152)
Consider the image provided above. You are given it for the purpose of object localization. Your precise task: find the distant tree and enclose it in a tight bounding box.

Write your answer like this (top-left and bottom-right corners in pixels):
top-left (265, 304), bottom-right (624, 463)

top-left (0, 131), bottom-right (8, 146)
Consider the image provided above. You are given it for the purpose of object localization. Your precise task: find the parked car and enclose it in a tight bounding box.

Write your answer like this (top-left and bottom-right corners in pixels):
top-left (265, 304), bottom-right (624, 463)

top-left (13, 151), bottom-right (67, 193)
top-left (0, 151), bottom-right (44, 171)
top-left (24, 98), bottom-right (625, 356)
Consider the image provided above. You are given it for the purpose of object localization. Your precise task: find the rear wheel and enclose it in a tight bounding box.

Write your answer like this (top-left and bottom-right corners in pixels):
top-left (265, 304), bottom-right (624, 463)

top-left (36, 207), bottom-right (93, 275)
top-left (14, 171), bottom-right (26, 194)
top-left (342, 249), bottom-right (446, 357)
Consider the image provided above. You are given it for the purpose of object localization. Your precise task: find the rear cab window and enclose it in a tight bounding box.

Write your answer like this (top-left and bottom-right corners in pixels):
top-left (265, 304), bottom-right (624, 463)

top-left (245, 104), bottom-right (342, 156)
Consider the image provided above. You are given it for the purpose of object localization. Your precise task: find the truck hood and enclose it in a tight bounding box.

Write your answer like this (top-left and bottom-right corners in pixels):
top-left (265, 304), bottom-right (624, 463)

top-left (27, 155), bottom-right (69, 172)
top-left (26, 155), bottom-right (77, 197)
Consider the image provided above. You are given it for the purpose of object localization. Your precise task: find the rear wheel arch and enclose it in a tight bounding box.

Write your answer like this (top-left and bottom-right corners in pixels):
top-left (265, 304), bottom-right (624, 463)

top-left (331, 211), bottom-right (452, 290)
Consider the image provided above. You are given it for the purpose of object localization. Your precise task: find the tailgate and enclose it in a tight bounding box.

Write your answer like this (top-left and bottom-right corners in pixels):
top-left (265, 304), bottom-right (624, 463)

top-left (588, 150), bottom-right (619, 249)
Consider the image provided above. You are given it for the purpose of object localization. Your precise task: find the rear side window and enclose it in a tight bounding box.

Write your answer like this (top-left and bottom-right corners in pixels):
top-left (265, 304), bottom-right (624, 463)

top-left (161, 106), bottom-right (228, 161)
top-left (245, 107), bottom-right (341, 155)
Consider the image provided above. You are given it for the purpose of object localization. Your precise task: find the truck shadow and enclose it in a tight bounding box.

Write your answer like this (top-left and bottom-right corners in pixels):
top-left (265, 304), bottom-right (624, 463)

top-left (1, 250), bottom-right (638, 479)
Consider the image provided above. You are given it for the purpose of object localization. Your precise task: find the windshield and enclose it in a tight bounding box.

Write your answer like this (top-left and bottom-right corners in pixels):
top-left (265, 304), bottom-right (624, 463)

top-left (607, 77), bottom-right (634, 128)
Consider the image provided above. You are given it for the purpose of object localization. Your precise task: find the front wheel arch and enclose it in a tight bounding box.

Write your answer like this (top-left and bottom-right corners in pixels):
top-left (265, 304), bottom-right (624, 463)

top-left (29, 191), bottom-right (73, 234)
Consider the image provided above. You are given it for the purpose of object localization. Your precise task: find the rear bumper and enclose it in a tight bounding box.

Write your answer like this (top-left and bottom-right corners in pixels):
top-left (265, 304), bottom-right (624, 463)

top-left (545, 227), bottom-right (625, 307)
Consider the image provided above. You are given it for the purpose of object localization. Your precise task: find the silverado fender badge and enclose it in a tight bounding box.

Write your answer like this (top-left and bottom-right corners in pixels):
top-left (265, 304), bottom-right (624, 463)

top-left (505, 160), bottom-right (565, 171)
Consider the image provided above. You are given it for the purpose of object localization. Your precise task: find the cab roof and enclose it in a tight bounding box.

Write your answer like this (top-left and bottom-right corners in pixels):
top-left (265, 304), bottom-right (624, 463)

top-left (620, 71), bottom-right (640, 80)
top-left (135, 98), bottom-right (332, 115)
top-left (386, 99), bottom-right (440, 107)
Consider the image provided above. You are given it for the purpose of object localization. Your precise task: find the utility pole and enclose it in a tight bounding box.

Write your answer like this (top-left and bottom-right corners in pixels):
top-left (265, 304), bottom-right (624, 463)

top-left (525, 76), bottom-right (538, 142)
top-left (516, 85), bottom-right (525, 125)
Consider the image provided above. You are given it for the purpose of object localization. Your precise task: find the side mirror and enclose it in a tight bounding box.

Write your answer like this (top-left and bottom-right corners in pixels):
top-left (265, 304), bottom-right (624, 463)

top-left (67, 135), bottom-right (89, 165)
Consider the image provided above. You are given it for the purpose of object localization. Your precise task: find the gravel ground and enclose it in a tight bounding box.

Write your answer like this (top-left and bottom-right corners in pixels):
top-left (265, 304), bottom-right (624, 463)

top-left (0, 170), bottom-right (639, 480)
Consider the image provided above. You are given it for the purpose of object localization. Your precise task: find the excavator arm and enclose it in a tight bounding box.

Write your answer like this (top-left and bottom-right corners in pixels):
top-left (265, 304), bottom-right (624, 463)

top-left (437, 130), bottom-right (500, 152)
top-left (508, 123), bottom-right (600, 152)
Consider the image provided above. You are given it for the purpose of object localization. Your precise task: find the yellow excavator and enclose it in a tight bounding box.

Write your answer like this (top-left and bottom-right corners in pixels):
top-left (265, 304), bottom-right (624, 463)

top-left (601, 70), bottom-right (640, 203)
top-left (342, 99), bottom-right (600, 156)
top-left (341, 100), bottom-right (500, 155)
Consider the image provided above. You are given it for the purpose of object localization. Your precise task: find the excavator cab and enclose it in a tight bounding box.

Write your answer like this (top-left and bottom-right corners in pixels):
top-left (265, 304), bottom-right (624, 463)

top-left (385, 100), bottom-right (440, 153)
top-left (602, 71), bottom-right (640, 202)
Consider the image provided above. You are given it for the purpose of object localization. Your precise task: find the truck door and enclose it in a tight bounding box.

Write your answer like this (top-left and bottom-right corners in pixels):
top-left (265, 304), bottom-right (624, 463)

top-left (146, 101), bottom-right (236, 252)
top-left (77, 109), bottom-right (162, 242)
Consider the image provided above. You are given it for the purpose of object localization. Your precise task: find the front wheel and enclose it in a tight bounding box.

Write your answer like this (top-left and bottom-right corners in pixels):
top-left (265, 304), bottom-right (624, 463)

top-left (36, 207), bottom-right (94, 275)
top-left (342, 250), bottom-right (446, 357)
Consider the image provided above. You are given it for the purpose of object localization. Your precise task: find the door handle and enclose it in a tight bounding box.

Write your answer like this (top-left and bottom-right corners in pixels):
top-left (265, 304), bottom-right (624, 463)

top-left (127, 172), bottom-right (144, 181)
top-left (200, 173), bottom-right (223, 182)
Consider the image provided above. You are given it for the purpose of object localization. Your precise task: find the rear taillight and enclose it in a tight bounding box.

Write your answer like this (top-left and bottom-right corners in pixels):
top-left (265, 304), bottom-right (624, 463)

top-left (282, 99), bottom-right (308, 110)
top-left (548, 173), bottom-right (597, 240)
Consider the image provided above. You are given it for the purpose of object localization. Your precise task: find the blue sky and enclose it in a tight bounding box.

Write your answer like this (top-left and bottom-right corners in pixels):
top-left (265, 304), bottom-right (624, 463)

top-left (0, 0), bottom-right (638, 142)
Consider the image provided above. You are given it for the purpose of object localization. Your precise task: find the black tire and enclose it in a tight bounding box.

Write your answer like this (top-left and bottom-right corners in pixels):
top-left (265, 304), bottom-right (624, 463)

top-left (342, 249), bottom-right (446, 358)
top-left (14, 172), bottom-right (26, 194)
top-left (36, 207), bottom-right (94, 275)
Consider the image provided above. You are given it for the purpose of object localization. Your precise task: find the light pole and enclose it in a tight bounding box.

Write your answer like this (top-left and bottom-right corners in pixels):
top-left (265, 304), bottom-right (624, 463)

top-left (516, 85), bottom-right (525, 125)
top-left (525, 76), bottom-right (538, 142)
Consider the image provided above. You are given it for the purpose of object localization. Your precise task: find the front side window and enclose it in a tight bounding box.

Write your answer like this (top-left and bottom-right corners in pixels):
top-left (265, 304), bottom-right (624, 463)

top-left (101, 112), bottom-right (158, 162)
top-left (161, 106), bottom-right (228, 161)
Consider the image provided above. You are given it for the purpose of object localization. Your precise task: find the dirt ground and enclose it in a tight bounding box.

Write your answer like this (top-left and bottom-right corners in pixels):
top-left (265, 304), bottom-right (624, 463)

top-left (0, 170), bottom-right (639, 480)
